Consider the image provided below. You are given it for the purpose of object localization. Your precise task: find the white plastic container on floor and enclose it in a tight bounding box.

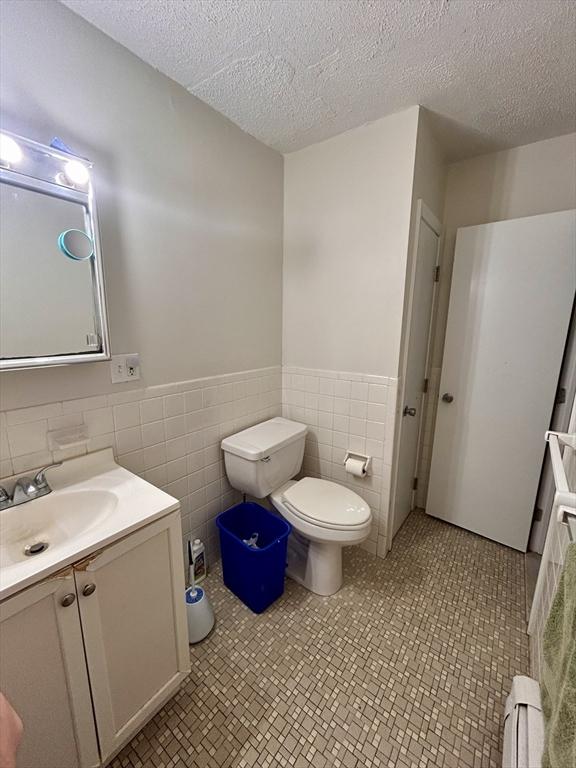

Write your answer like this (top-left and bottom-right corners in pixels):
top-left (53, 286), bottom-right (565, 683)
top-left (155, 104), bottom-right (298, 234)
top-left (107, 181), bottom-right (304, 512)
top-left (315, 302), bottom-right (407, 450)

top-left (185, 538), bottom-right (214, 643)
top-left (185, 586), bottom-right (214, 643)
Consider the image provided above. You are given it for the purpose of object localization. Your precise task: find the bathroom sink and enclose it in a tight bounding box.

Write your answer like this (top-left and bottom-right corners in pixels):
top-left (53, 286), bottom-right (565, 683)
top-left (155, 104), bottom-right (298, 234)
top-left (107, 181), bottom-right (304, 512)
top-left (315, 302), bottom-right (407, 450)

top-left (0, 489), bottom-right (118, 568)
top-left (0, 449), bottom-right (179, 600)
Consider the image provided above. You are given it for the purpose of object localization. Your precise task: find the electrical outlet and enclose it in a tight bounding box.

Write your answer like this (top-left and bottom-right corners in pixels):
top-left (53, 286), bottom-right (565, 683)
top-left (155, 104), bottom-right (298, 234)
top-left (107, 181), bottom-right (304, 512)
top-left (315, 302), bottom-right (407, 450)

top-left (110, 354), bottom-right (140, 383)
top-left (125, 354), bottom-right (140, 379)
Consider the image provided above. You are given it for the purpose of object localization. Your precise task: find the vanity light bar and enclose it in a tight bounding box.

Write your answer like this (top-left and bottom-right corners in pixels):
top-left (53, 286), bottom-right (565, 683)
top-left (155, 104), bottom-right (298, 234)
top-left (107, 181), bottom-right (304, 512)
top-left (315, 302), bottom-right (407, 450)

top-left (0, 131), bottom-right (90, 187)
top-left (0, 133), bottom-right (23, 166)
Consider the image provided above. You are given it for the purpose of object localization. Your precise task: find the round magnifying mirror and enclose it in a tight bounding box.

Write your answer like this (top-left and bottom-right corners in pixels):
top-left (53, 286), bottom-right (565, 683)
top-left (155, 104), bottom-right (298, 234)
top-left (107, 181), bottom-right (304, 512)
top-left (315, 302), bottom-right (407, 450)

top-left (57, 229), bottom-right (94, 261)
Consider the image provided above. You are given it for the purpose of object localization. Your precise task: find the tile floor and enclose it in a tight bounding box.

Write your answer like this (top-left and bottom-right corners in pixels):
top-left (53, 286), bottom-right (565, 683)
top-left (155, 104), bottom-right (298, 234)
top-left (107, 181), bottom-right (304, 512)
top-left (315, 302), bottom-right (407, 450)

top-left (110, 511), bottom-right (529, 768)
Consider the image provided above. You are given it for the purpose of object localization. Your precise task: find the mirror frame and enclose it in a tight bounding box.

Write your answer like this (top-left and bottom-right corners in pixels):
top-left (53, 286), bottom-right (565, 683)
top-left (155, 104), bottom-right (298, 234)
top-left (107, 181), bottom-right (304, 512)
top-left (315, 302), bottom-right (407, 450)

top-left (0, 131), bottom-right (110, 370)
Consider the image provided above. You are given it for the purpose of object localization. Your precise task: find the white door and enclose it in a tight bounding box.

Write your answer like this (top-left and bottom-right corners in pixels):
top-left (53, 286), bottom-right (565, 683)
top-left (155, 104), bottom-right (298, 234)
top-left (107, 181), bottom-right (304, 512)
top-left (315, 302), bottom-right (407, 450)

top-left (393, 202), bottom-right (441, 538)
top-left (427, 210), bottom-right (576, 551)
top-left (0, 569), bottom-right (100, 768)
top-left (74, 513), bottom-right (190, 763)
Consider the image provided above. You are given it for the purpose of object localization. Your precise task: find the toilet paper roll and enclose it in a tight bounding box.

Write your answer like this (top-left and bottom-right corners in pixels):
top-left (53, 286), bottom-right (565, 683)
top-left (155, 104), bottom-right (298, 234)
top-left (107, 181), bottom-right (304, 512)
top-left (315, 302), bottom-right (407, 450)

top-left (345, 457), bottom-right (367, 477)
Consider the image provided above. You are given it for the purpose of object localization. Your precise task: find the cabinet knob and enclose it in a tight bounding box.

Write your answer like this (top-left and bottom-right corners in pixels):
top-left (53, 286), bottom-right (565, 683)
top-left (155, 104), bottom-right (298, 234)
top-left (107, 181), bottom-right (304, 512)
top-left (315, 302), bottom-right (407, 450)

top-left (61, 593), bottom-right (76, 607)
top-left (82, 583), bottom-right (96, 597)
top-left (442, 393), bottom-right (454, 403)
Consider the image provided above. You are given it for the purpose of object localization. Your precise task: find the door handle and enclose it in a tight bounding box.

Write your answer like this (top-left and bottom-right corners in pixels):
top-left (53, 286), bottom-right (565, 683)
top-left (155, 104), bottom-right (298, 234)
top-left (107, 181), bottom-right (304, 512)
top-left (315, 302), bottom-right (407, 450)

top-left (403, 406), bottom-right (417, 417)
top-left (442, 393), bottom-right (454, 403)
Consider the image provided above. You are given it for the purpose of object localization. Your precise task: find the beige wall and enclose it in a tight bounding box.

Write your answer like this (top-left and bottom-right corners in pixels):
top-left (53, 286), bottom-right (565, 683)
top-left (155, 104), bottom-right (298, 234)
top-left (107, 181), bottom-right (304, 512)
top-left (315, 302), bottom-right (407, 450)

top-left (433, 132), bottom-right (576, 367)
top-left (283, 107), bottom-right (419, 377)
top-left (0, 0), bottom-right (283, 411)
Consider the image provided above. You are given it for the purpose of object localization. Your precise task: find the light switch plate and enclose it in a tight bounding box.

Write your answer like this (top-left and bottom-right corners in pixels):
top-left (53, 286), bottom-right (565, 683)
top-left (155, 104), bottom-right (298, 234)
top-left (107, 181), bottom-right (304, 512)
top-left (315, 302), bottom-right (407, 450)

top-left (111, 354), bottom-right (141, 383)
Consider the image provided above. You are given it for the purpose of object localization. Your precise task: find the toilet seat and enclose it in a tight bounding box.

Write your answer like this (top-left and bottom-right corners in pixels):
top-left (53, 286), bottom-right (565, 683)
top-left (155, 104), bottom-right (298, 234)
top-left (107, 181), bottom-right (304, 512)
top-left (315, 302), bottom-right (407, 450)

top-left (282, 477), bottom-right (370, 531)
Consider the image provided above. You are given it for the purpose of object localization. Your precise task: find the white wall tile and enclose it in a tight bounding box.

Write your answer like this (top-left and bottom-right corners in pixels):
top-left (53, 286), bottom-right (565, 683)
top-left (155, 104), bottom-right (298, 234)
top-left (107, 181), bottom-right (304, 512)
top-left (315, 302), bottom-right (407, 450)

top-left (117, 450), bottom-right (144, 475)
top-left (145, 464), bottom-right (167, 488)
top-left (334, 380), bottom-right (351, 399)
top-left (62, 395), bottom-right (107, 414)
top-left (319, 378), bottom-right (335, 396)
top-left (7, 421), bottom-right (48, 457)
top-left (0, 365), bottom-right (390, 565)
top-left (188, 469), bottom-right (205, 494)
top-left (6, 403), bottom-right (62, 426)
top-left (141, 421), bottom-right (166, 447)
top-left (368, 384), bottom-right (387, 405)
top-left (367, 403), bottom-right (386, 422)
top-left (166, 436), bottom-right (187, 461)
top-left (116, 426), bottom-right (143, 455)
top-left (349, 400), bottom-right (367, 419)
top-left (334, 398), bottom-right (349, 416)
top-left (48, 413), bottom-right (83, 431)
top-left (140, 397), bottom-right (164, 424)
top-left (143, 443), bottom-right (167, 470)
top-left (165, 415), bottom-right (186, 439)
top-left (88, 433), bottom-right (115, 453)
top-left (163, 393), bottom-right (185, 418)
top-left (348, 417), bottom-right (366, 437)
top-left (12, 449), bottom-right (52, 474)
top-left (113, 403), bottom-right (140, 431)
top-left (84, 407), bottom-right (114, 437)
top-left (350, 382), bottom-right (368, 401)
top-left (185, 390), bottom-right (203, 413)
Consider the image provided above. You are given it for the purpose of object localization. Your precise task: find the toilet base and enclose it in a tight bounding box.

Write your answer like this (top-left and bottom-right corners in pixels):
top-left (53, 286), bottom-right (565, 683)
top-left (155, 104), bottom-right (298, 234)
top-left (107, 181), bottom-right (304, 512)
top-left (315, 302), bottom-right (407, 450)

top-left (287, 531), bottom-right (343, 596)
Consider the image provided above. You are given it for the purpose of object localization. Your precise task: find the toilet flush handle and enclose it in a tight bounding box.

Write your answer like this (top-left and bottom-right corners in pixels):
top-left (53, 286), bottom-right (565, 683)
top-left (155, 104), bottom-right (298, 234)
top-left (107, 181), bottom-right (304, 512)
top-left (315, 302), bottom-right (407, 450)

top-left (260, 456), bottom-right (271, 463)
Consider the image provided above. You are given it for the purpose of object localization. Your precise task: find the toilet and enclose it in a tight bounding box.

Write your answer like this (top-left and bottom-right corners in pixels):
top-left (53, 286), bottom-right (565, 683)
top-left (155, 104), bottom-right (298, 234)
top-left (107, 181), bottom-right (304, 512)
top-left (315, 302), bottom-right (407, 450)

top-left (221, 417), bottom-right (372, 596)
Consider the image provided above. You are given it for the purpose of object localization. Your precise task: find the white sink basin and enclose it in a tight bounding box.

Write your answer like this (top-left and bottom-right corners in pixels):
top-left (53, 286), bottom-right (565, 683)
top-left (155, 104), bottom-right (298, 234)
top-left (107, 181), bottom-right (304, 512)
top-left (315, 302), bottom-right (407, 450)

top-left (0, 450), bottom-right (179, 600)
top-left (0, 489), bottom-right (118, 568)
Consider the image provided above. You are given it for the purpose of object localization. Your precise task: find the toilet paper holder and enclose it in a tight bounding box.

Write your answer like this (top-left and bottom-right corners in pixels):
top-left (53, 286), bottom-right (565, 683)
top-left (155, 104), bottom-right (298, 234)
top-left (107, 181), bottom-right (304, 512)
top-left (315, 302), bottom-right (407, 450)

top-left (343, 451), bottom-right (371, 476)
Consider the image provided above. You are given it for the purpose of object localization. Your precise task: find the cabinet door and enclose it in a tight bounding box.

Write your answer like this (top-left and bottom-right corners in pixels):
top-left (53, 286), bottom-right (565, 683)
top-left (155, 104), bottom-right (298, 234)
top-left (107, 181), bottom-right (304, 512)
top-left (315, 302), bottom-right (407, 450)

top-left (0, 569), bottom-right (100, 768)
top-left (74, 513), bottom-right (190, 762)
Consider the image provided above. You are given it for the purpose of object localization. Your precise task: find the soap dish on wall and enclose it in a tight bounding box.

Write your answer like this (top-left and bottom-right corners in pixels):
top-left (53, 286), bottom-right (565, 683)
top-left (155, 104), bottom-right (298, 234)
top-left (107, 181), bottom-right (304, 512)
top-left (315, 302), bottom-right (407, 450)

top-left (48, 425), bottom-right (89, 452)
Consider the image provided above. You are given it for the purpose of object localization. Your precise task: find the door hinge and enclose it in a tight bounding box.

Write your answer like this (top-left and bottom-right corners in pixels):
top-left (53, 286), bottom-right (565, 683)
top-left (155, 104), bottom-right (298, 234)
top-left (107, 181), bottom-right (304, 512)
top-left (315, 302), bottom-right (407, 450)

top-left (412, 477), bottom-right (418, 490)
top-left (423, 377), bottom-right (429, 393)
top-left (433, 265), bottom-right (440, 282)
top-left (555, 386), bottom-right (567, 405)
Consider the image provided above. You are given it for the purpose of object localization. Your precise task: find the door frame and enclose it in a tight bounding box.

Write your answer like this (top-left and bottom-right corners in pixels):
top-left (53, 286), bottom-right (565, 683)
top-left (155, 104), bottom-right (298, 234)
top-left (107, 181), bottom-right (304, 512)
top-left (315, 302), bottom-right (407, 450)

top-left (388, 199), bottom-right (442, 550)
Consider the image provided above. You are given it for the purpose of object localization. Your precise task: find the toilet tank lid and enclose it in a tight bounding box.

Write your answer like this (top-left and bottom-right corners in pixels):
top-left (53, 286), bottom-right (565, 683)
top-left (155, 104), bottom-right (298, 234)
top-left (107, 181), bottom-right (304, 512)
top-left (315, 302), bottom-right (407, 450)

top-left (221, 418), bottom-right (307, 461)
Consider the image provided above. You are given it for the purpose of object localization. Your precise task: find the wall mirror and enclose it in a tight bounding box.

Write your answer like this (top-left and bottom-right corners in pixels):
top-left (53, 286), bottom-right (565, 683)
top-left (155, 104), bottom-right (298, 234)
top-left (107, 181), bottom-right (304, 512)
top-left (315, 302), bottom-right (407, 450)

top-left (0, 131), bottom-right (110, 369)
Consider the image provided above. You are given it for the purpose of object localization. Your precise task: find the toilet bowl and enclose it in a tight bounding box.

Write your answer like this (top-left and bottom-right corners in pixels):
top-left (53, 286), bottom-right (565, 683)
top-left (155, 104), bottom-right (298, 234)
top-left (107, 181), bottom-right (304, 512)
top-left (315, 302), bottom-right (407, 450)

top-left (270, 478), bottom-right (371, 596)
top-left (221, 417), bottom-right (372, 597)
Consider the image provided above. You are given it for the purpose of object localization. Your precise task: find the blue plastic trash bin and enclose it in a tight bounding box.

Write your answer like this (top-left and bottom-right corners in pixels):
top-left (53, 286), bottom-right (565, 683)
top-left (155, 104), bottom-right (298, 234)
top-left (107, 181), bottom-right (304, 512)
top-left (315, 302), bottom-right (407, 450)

top-left (216, 502), bottom-right (291, 613)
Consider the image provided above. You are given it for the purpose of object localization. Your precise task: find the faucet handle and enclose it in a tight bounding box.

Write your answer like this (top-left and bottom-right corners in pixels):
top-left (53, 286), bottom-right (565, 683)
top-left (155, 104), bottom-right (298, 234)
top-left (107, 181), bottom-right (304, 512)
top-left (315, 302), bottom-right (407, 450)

top-left (0, 486), bottom-right (9, 503)
top-left (33, 462), bottom-right (63, 489)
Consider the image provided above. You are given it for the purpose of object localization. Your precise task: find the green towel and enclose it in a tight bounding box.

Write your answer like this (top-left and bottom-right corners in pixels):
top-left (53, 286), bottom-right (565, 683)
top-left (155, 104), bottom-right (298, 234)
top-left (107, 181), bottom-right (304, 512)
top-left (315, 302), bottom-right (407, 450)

top-left (541, 541), bottom-right (576, 768)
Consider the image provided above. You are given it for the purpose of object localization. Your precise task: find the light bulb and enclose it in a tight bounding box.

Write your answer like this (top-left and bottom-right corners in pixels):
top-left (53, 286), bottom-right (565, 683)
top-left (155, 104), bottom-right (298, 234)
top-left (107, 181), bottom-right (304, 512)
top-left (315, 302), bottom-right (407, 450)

top-left (0, 134), bottom-right (23, 166)
top-left (63, 159), bottom-right (89, 186)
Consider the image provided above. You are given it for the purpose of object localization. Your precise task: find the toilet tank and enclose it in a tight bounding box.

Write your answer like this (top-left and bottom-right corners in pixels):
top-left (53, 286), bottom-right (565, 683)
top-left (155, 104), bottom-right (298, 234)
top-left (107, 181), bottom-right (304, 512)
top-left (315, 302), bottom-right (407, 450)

top-left (221, 418), bottom-right (307, 498)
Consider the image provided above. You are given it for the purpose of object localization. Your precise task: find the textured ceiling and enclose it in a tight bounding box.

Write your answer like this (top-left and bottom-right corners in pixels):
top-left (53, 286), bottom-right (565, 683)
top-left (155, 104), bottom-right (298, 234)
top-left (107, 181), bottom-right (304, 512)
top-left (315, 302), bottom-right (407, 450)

top-left (61, 0), bottom-right (576, 157)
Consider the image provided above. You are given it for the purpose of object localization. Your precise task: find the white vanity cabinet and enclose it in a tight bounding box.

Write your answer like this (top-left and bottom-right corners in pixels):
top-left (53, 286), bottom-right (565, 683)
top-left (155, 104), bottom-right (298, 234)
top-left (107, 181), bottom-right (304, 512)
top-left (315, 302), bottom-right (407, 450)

top-left (0, 511), bottom-right (190, 768)
top-left (74, 514), bottom-right (190, 763)
top-left (0, 568), bottom-right (100, 768)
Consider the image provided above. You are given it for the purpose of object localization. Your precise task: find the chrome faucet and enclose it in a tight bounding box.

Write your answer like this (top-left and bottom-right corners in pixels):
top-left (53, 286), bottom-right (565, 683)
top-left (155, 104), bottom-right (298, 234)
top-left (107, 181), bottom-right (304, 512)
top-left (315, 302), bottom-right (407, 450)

top-left (0, 462), bottom-right (62, 511)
